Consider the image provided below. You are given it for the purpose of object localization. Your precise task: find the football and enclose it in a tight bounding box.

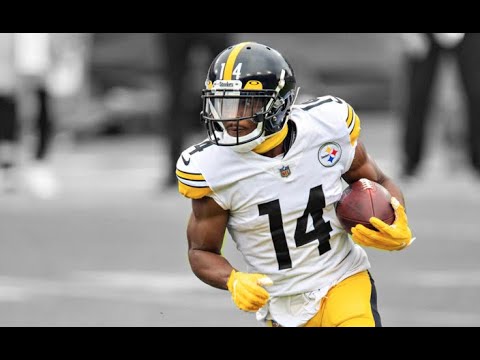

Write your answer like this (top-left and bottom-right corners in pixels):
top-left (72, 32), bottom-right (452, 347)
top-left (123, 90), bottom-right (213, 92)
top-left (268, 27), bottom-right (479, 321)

top-left (335, 178), bottom-right (395, 234)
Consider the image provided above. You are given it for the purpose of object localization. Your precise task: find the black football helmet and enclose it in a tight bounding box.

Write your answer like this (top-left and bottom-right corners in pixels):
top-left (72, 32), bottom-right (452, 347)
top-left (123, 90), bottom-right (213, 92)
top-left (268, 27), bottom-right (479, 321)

top-left (201, 42), bottom-right (297, 147)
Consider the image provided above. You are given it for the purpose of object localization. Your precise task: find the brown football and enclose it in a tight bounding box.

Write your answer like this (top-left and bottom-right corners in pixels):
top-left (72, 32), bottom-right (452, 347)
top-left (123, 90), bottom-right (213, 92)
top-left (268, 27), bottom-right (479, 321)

top-left (335, 178), bottom-right (395, 234)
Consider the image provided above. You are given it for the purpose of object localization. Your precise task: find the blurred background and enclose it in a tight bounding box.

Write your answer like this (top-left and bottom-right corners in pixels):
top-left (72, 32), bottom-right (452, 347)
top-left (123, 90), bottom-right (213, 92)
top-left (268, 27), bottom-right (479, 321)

top-left (0, 33), bottom-right (479, 327)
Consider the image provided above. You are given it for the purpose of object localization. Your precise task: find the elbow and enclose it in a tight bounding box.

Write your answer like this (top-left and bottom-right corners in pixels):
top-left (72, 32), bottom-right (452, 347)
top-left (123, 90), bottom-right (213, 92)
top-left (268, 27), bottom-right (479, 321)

top-left (188, 249), bottom-right (204, 281)
top-left (188, 248), bottom-right (212, 274)
top-left (188, 248), bottom-right (200, 269)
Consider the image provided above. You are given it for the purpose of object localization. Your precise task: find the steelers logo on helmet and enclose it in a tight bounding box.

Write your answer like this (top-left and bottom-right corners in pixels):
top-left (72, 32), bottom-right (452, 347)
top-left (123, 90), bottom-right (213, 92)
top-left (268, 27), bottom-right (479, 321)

top-left (200, 42), bottom-right (298, 153)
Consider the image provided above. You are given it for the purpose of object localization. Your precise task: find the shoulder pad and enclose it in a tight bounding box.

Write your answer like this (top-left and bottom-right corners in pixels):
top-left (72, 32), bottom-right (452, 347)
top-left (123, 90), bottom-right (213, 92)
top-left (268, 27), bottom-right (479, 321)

top-left (176, 147), bottom-right (212, 199)
top-left (296, 95), bottom-right (360, 145)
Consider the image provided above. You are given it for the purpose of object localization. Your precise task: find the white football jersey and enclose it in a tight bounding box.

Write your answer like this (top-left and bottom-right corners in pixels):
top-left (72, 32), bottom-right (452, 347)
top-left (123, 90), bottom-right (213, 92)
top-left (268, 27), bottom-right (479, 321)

top-left (176, 95), bottom-right (370, 300)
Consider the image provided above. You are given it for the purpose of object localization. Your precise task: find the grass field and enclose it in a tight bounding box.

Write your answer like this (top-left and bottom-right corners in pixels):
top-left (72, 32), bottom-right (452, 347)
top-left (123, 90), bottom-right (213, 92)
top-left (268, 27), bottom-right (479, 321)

top-left (1, 110), bottom-right (479, 327)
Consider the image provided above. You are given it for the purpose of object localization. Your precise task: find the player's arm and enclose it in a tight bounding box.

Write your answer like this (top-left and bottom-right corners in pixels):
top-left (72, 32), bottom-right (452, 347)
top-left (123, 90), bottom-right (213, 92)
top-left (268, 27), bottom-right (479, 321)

top-left (332, 99), bottom-right (404, 206)
top-left (187, 196), bottom-right (232, 290)
top-left (342, 141), bottom-right (414, 251)
top-left (188, 196), bottom-right (273, 311)
top-left (342, 141), bottom-right (405, 208)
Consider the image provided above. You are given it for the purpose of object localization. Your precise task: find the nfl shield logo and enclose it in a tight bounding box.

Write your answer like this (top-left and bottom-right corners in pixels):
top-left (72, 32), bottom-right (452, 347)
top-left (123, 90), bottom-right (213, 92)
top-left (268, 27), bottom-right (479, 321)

top-left (279, 165), bottom-right (291, 178)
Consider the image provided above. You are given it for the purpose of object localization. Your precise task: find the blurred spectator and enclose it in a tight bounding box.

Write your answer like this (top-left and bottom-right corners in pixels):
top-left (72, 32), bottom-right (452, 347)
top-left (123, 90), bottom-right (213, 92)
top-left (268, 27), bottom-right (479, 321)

top-left (457, 33), bottom-right (480, 176)
top-left (14, 33), bottom-right (66, 199)
top-left (400, 33), bottom-right (472, 178)
top-left (15, 33), bottom-right (54, 163)
top-left (158, 33), bottom-right (231, 187)
top-left (0, 33), bottom-right (19, 192)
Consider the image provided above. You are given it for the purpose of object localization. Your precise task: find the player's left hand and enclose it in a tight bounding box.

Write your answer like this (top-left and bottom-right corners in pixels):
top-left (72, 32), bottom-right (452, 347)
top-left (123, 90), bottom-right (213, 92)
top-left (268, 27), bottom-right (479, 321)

top-left (351, 197), bottom-right (415, 251)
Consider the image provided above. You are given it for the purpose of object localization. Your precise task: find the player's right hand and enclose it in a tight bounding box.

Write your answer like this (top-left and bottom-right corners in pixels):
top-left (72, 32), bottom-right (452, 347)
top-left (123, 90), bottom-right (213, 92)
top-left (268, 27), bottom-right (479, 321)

top-left (351, 197), bottom-right (414, 251)
top-left (226, 269), bottom-right (273, 312)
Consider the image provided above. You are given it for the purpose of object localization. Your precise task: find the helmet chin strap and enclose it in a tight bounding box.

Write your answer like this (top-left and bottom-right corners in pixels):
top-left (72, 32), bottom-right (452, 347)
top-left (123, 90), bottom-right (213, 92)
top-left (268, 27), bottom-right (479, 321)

top-left (229, 116), bottom-right (289, 154)
top-left (222, 121), bottom-right (265, 153)
top-left (230, 135), bottom-right (266, 153)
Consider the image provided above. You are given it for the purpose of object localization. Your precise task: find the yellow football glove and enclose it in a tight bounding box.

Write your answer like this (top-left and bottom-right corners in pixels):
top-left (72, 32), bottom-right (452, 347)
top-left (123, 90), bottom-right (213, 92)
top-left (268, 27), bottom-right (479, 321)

top-left (226, 269), bottom-right (273, 312)
top-left (351, 197), bottom-right (415, 251)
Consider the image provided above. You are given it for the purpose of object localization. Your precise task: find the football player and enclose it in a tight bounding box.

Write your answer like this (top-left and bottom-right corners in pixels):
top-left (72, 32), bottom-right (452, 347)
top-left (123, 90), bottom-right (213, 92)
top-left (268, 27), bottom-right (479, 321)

top-left (176, 42), bottom-right (414, 327)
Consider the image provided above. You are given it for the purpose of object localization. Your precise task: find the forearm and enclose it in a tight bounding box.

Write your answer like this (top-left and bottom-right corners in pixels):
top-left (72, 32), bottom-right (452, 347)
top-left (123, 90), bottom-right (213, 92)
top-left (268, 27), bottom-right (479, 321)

top-left (378, 176), bottom-right (406, 209)
top-left (188, 249), bottom-right (234, 290)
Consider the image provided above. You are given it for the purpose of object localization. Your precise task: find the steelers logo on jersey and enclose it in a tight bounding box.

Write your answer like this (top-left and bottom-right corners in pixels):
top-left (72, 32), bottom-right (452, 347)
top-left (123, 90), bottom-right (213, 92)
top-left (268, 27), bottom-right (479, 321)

top-left (318, 142), bottom-right (342, 167)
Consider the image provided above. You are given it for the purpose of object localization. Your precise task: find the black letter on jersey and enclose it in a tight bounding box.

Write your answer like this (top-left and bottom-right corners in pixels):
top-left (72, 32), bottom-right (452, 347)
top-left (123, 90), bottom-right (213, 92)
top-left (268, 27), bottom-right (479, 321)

top-left (258, 200), bottom-right (292, 270)
top-left (189, 140), bottom-right (214, 155)
top-left (294, 185), bottom-right (332, 255)
top-left (300, 98), bottom-right (332, 111)
top-left (258, 185), bottom-right (332, 270)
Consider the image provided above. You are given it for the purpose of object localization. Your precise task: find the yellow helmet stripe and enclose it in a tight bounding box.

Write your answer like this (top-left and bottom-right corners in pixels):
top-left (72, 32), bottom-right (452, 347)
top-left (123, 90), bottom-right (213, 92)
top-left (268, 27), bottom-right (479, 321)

top-left (223, 42), bottom-right (250, 80)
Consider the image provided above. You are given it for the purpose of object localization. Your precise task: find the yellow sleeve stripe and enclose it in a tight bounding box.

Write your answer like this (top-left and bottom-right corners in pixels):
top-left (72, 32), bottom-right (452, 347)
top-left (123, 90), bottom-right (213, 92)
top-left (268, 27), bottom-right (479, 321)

top-left (345, 105), bottom-right (354, 127)
top-left (349, 113), bottom-right (361, 145)
top-left (176, 169), bottom-right (205, 181)
top-left (178, 182), bottom-right (212, 199)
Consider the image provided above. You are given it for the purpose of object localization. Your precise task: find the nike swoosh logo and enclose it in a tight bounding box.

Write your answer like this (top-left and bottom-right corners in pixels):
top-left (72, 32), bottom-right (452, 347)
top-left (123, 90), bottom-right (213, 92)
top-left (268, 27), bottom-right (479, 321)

top-left (181, 155), bottom-right (190, 166)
